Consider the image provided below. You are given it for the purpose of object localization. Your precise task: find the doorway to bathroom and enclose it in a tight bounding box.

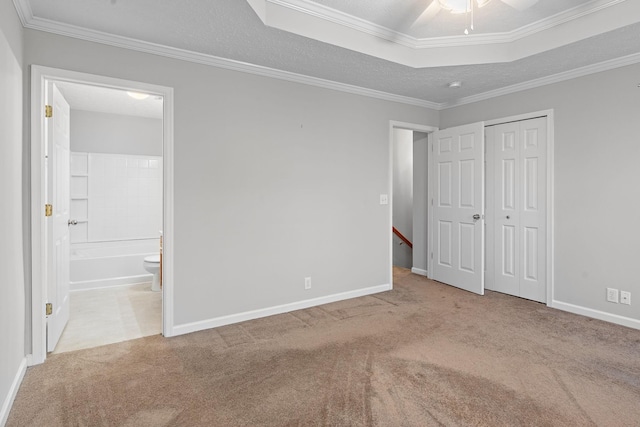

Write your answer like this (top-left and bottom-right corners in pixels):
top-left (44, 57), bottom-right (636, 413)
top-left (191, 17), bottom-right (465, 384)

top-left (30, 66), bottom-right (175, 364)
top-left (56, 82), bottom-right (163, 354)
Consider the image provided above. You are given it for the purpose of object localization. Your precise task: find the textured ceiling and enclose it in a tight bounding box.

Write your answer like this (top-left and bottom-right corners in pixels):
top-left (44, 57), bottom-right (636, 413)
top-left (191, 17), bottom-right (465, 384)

top-left (20, 0), bottom-right (640, 106)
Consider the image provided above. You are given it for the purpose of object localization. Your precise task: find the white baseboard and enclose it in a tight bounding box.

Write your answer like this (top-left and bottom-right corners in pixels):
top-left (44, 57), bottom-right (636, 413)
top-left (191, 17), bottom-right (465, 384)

top-left (0, 357), bottom-right (27, 427)
top-left (70, 274), bottom-right (152, 291)
top-left (551, 300), bottom-right (640, 330)
top-left (411, 268), bottom-right (428, 277)
top-left (172, 284), bottom-right (392, 336)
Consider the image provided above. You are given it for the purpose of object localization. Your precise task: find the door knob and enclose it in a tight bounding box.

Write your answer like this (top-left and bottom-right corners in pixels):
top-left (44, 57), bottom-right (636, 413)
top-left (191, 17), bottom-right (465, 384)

top-left (68, 219), bottom-right (78, 226)
top-left (506, 215), bottom-right (510, 219)
top-left (473, 214), bottom-right (481, 220)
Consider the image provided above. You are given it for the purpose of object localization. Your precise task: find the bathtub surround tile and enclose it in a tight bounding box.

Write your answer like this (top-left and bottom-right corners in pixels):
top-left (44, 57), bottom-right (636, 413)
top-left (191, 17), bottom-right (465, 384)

top-left (53, 282), bottom-right (161, 354)
top-left (78, 152), bottom-right (162, 243)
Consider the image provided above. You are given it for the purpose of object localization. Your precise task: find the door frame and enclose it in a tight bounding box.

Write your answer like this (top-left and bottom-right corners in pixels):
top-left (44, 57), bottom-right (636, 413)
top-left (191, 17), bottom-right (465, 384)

top-left (483, 109), bottom-right (555, 305)
top-left (29, 65), bottom-right (176, 365)
top-left (388, 121), bottom-right (438, 288)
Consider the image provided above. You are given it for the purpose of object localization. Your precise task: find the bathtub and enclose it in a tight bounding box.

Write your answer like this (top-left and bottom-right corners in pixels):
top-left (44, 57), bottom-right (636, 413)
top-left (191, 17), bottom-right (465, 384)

top-left (70, 239), bottom-right (160, 291)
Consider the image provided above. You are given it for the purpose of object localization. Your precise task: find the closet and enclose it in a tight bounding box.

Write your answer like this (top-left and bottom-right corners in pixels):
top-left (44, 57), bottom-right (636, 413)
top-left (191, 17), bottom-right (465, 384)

top-left (485, 117), bottom-right (547, 302)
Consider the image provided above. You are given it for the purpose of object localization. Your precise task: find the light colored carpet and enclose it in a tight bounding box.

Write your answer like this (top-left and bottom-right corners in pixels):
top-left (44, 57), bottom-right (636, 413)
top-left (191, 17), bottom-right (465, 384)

top-left (8, 268), bottom-right (640, 426)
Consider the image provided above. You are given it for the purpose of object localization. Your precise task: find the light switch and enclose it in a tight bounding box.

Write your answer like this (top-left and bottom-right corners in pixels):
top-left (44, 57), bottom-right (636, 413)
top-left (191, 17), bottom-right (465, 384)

top-left (380, 194), bottom-right (389, 205)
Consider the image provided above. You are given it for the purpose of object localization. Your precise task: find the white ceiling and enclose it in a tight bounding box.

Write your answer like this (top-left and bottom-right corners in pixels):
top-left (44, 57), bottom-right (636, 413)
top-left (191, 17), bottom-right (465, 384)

top-left (14, 0), bottom-right (640, 107)
top-left (55, 81), bottom-right (163, 119)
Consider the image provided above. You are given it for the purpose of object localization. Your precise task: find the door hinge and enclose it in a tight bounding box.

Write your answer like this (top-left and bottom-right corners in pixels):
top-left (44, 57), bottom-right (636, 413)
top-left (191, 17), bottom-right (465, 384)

top-left (45, 105), bottom-right (53, 118)
top-left (431, 252), bottom-right (433, 259)
top-left (45, 303), bottom-right (53, 316)
top-left (45, 204), bottom-right (53, 217)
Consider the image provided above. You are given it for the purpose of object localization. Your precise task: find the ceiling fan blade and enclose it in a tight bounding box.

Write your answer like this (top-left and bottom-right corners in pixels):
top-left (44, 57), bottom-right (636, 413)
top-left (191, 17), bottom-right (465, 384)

top-left (411, 1), bottom-right (442, 28)
top-left (500, 0), bottom-right (539, 11)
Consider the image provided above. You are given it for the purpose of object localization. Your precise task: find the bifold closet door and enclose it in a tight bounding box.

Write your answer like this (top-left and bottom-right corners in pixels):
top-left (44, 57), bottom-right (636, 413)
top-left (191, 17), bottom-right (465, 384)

top-left (487, 117), bottom-right (546, 303)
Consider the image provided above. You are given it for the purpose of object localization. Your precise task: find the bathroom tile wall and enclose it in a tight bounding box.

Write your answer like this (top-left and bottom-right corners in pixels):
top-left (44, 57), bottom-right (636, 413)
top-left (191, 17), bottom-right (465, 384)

top-left (70, 152), bottom-right (162, 242)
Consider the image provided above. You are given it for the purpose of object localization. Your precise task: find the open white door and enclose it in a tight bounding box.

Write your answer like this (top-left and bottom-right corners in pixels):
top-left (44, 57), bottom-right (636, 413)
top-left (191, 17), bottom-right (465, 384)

top-left (46, 83), bottom-right (71, 352)
top-left (432, 122), bottom-right (485, 295)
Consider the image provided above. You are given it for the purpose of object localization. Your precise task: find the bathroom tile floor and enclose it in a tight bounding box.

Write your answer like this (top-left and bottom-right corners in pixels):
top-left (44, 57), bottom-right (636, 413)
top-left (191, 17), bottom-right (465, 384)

top-left (52, 282), bottom-right (162, 354)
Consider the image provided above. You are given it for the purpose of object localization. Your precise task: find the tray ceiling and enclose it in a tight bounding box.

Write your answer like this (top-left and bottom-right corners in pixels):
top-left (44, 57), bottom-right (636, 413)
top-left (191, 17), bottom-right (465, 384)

top-left (14, 0), bottom-right (640, 107)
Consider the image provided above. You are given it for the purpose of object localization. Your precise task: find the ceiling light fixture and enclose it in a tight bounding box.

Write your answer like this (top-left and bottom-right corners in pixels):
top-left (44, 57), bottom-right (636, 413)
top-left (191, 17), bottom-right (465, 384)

top-left (438, 0), bottom-right (490, 14)
top-left (438, 0), bottom-right (491, 34)
top-left (448, 81), bottom-right (463, 89)
top-left (126, 91), bottom-right (150, 100)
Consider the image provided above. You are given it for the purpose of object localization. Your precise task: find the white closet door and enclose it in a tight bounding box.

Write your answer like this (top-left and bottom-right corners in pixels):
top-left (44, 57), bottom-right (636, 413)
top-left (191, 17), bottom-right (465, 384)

top-left (489, 117), bottom-right (546, 302)
top-left (432, 122), bottom-right (485, 295)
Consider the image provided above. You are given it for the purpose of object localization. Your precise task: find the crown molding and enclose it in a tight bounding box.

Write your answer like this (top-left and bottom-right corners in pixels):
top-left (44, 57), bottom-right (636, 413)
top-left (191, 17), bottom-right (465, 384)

top-left (12, 0), bottom-right (33, 27)
top-left (250, 0), bottom-right (638, 67)
top-left (269, 0), bottom-right (627, 46)
top-left (13, 0), bottom-right (640, 112)
top-left (18, 14), bottom-right (439, 110)
top-left (508, 0), bottom-right (628, 41)
top-left (441, 51), bottom-right (640, 109)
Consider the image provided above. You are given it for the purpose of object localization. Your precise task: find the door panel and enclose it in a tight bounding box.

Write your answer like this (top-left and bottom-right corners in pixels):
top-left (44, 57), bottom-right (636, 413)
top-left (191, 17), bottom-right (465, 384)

top-left (432, 122), bottom-right (484, 295)
top-left (487, 117), bottom-right (546, 302)
top-left (493, 122), bottom-right (520, 295)
top-left (46, 83), bottom-right (71, 352)
top-left (502, 225), bottom-right (516, 277)
top-left (519, 118), bottom-right (546, 302)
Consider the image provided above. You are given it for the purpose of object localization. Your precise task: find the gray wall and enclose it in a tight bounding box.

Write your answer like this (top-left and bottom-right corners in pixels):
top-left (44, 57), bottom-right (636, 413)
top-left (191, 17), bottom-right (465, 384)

top-left (392, 128), bottom-right (413, 268)
top-left (24, 29), bottom-right (439, 328)
top-left (0, 1), bottom-right (25, 423)
top-left (441, 64), bottom-right (640, 323)
top-left (412, 132), bottom-right (429, 273)
top-left (71, 110), bottom-right (163, 156)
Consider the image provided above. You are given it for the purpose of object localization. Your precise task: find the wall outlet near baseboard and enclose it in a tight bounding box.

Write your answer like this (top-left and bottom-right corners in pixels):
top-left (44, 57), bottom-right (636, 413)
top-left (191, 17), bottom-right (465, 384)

top-left (620, 291), bottom-right (631, 305)
top-left (304, 277), bottom-right (312, 290)
top-left (606, 288), bottom-right (619, 303)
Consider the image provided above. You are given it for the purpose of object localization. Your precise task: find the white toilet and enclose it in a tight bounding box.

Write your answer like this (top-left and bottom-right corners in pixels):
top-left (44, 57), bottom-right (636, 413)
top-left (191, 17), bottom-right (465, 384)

top-left (143, 255), bottom-right (161, 292)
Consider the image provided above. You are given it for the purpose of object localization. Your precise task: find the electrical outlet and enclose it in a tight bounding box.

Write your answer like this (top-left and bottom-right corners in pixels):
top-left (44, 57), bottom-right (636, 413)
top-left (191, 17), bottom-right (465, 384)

top-left (620, 291), bottom-right (631, 305)
top-left (304, 277), bottom-right (312, 290)
top-left (606, 288), bottom-right (619, 303)
top-left (380, 194), bottom-right (388, 205)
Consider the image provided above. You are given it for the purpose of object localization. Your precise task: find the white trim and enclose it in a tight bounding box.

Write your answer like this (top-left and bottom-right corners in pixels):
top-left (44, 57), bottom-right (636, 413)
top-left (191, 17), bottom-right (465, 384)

top-left (546, 112), bottom-right (555, 308)
top-left (389, 121), bottom-right (438, 133)
top-left (0, 358), bottom-right (27, 427)
top-left (442, 52), bottom-right (640, 109)
top-left (70, 276), bottom-right (152, 292)
top-left (11, 0), bottom-right (31, 26)
top-left (411, 267), bottom-right (428, 276)
top-left (427, 133), bottom-right (434, 277)
top-left (551, 300), bottom-right (640, 331)
top-left (484, 109), bottom-right (552, 126)
top-left (161, 86), bottom-right (176, 337)
top-left (248, 0), bottom-right (637, 67)
top-left (29, 65), bottom-right (175, 364)
top-left (389, 121), bottom-right (438, 287)
top-left (263, 0), bottom-right (627, 49)
top-left (172, 284), bottom-right (392, 336)
top-left (14, 11), bottom-right (437, 110)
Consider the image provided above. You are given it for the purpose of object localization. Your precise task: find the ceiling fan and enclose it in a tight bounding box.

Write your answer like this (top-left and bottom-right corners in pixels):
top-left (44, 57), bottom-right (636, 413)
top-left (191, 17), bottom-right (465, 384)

top-left (413, 0), bottom-right (540, 33)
